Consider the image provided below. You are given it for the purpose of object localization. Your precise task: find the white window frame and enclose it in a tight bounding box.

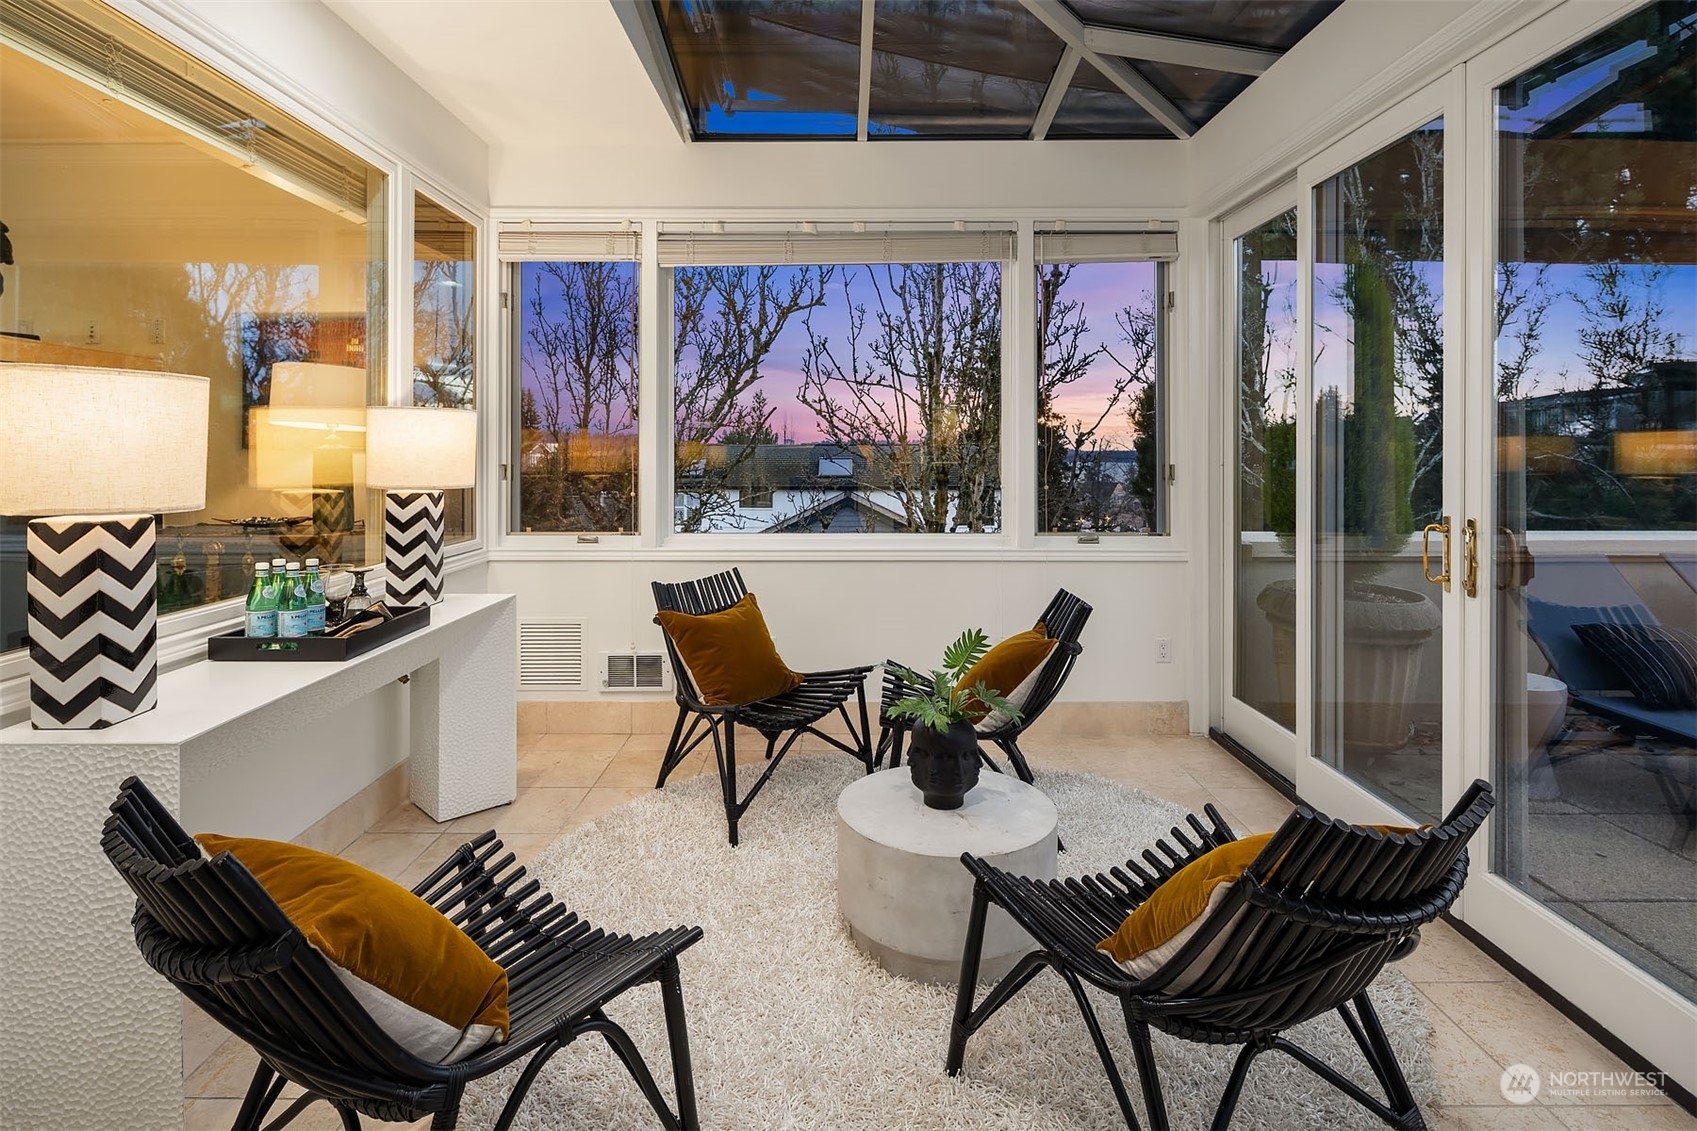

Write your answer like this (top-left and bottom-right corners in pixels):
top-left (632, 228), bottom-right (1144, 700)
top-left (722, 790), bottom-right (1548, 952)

top-left (500, 227), bottom-right (644, 544)
top-left (406, 174), bottom-right (488, 557)
top-left (1031, 232), bottom-right (1178, 542)
top-left (488, 208), bottom-right (1191, 566)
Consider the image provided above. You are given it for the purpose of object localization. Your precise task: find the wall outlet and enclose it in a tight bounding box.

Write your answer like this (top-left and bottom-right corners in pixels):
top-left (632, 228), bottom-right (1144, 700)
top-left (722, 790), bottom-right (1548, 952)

top-left (149, 318), bottom-right (165, 345)
top-left (1156, 638), bottom-right (1173, 664)
top-left (83, 319), bottom-right (100, 345)
top-left (16, 319), bottom-right (33, 336)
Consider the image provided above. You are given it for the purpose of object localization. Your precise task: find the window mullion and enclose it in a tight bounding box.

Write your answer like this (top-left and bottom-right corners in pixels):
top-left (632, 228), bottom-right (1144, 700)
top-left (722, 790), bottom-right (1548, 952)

top-left (639, 226), bottom-right (664, 549)
top-left (1010, 220), bottom-right (1038, 548)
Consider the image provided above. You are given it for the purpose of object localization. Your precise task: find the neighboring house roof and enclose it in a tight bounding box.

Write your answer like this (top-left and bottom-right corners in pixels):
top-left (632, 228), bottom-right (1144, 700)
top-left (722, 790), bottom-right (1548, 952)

top-left (762, 490), bottom-right (911, 533)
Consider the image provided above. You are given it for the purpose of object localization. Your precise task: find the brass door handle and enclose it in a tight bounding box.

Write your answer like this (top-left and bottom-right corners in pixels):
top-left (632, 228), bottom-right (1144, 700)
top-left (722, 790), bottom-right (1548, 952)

top-left (1462, 518), bottom-right (1479, 597)
top-left (1422, 518), bottom-right (1451, 591)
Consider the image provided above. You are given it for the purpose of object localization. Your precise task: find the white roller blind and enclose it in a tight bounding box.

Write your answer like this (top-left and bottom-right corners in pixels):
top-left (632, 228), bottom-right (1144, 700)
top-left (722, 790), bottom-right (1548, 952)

top-left (657, 231), bottom-right (1016, 267)
top-left (497, 227), bottom-right (641, 262)
top-left (1034, 232), bottom-right (1179, 263)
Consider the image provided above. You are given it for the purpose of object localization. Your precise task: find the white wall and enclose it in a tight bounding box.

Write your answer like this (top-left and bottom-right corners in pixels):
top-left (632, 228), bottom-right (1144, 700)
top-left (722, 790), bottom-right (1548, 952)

top-left (496, 139), bottom-right (1187, 215)
top-left (118, 0), bottom-right (489, 208)
top-left (494, 555), bottom-right (1195, 707)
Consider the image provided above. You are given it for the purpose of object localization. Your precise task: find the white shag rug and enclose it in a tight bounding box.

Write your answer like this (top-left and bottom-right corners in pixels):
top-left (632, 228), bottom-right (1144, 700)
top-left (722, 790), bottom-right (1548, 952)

top-left (460, 755), bottom-right (1436, 1130)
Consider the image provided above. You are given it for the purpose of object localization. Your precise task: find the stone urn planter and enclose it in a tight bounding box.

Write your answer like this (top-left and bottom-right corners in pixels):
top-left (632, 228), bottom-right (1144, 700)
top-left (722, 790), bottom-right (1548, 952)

top-left (1257, 578), bottom-right (1441, 752)
top-left (908, 719), bottom-right (981, 810)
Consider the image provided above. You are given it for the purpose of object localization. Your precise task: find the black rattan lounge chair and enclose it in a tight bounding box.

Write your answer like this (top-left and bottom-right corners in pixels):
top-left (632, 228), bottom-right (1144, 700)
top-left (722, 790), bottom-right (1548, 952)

top-left (652, 568), bottom-right (875, 846)
top-left (102, 777), bottom-right (703, 1131)
top-left (947, 780), bottom-right (1495, 1131)
top-left (877, 589), bottom-right (1092, 782)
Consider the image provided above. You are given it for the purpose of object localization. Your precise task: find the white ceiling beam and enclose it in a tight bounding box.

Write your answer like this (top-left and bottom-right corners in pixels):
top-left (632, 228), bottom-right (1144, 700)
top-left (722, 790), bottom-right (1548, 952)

top-left (1082, 24), bottom-right (1282, 76)
top-left (1030, 47), bottom-right (1080, 141)
top-left (1017, 0), bottom-right (1196, 138)
top-left (857, 0), bottom-right (875, 141)
top-left (609, 0), bottom-right (693, 143)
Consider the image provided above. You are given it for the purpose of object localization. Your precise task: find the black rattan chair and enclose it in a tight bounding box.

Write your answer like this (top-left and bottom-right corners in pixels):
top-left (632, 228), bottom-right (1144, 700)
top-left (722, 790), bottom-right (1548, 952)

top-left (102, 777), bottom-right (703, 1130)
top-left (947, 780), bottom-right (1495, 1131)
top-left (652, 568), bottom-right (875, 846)
top-left (877, 589), bottom-right (1092, 782)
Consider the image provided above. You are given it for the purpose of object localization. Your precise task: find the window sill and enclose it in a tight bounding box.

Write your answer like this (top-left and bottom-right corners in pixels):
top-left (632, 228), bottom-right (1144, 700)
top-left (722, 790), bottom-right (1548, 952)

top-left (487, 541), bottom-right (1189, 564)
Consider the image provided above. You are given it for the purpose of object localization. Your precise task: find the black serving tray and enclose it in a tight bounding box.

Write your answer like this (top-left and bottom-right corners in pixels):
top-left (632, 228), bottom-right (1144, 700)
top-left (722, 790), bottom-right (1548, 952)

top-left (207, 605), bottom-right (431, 662)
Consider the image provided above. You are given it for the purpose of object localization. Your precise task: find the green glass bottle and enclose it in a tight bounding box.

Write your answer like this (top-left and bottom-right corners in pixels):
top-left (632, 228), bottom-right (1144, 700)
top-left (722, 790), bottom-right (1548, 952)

top-left (244, 563), bottom-right (279, 638)
top-left (303, 557), bottom-right (327, 634)
top-left (279, 561), bottom-right (311, 638)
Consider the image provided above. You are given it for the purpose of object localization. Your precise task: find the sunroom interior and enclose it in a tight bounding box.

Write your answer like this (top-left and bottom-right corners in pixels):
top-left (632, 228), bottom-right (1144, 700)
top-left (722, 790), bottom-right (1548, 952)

top-left (0, 1), bottom-right (1693, 1129)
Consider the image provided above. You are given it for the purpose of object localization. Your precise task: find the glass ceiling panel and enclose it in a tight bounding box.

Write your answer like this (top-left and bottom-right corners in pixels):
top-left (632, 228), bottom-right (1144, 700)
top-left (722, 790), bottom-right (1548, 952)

top-left (1061, 0), bottom-right (1341, 51)
top-left (1045, 59), bottom-right (1168, 138)
top-left (868, 0), bottom-right (1066, 138)
top-left (1140, 60), bottom-right (1255, 125)
top-left (657, 0), bottom-right (862, 139)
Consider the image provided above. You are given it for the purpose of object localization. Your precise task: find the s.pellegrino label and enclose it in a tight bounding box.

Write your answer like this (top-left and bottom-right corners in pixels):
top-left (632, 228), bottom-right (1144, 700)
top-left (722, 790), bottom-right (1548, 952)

top-left (245, 564), bottom-right (279, 638)
top-left (279, 563), bottom-right (311, 638)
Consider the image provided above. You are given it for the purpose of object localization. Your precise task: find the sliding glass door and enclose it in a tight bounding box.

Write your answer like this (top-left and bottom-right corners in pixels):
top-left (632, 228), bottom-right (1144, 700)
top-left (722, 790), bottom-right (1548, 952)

top-left (1293, 76), bottom-right (1462, 823)
top-left (1216, 4), bottom-right (1695, 1090)
top-left (1466, 0), bottom-right (1697, 1090)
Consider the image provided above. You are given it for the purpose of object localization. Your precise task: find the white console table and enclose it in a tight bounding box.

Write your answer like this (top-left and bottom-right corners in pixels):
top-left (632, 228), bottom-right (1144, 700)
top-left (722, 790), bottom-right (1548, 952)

top-left (0, 593), bottom-right (516, 1131)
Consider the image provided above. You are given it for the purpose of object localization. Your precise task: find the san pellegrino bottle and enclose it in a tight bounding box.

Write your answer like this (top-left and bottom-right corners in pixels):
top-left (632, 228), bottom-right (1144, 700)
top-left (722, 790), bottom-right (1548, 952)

top-left (245, 563), bottom-right (279, 638)
top-left (279, 562), bottom-right (312, 638)
top-left (303, 557), bottom-right (327, 635)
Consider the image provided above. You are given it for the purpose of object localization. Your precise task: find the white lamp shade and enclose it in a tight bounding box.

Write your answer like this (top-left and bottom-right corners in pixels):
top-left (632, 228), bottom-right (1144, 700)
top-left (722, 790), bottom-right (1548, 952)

top-left (249, 407), bottom-right (363, 490)
top-left (0, 364), bottom-right (210, 515)
top-left (268, 362), bottom-right (368, 433)
top-left (364, 406), bottom-right (478, 489)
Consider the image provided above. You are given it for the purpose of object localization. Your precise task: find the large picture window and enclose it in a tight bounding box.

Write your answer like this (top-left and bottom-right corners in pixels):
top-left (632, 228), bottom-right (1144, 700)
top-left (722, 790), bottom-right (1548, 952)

top-left (1035, 232), bottom-right (1175, 534)
top-left (664, 232), bottom-right (1011, 533)
top-left (0, 3), bottom-right (387, 653)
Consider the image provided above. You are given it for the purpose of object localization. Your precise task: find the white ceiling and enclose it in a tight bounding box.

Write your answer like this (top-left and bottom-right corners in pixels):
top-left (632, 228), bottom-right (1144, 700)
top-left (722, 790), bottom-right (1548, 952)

top-left (323, 0), bottom-right (677, 152)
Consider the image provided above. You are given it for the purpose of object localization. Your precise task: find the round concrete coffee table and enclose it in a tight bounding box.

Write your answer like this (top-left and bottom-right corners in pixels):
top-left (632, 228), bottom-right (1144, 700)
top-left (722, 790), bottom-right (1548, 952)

top-left (836, 768), bottom-right (1058, 984)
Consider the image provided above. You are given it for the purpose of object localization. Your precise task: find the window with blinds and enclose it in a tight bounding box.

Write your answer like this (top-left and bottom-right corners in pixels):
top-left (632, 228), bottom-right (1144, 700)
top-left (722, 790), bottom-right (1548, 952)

top-left (1035, 234), bottom-right (1172, 535)
top-left (506, 230), bottom-right (642, 535)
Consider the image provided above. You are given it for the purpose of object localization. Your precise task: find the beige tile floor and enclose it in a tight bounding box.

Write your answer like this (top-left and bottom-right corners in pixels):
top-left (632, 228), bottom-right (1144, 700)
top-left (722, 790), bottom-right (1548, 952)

top-left (183, 732), bottom-right (1695, 1131)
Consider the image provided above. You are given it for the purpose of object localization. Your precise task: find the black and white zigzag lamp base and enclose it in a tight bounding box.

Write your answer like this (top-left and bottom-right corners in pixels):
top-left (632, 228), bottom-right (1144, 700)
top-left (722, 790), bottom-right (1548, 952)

top-left (384, 490), bottom-right (445, 607)
top-left (25, 514), bottom-right (159, 729)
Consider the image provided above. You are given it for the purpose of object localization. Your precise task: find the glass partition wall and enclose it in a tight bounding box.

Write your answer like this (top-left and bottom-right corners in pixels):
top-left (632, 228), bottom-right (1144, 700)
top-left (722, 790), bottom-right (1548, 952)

top-left (0, 4), bottom-right (388, 652)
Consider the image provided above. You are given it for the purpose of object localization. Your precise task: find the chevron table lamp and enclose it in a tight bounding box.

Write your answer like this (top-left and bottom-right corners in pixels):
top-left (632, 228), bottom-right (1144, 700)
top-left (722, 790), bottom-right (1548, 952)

top-left (364, 406), bottom-right (477, 607)
top-left (0, 364), bottom-right (209, 729)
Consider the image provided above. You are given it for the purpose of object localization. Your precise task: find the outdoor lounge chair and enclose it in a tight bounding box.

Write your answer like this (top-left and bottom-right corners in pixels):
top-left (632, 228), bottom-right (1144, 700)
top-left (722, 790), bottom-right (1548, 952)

top-left (652, 568), bottom-right (875, 846)
top-left (1523, 556), bottom-right (1695, 831)
top-left (876, 588), bottom-right (1092, 783)
top-left (102, 777), bottom-right (703, 1131)
top-left (946, 780), bottom-right (1495, 1131)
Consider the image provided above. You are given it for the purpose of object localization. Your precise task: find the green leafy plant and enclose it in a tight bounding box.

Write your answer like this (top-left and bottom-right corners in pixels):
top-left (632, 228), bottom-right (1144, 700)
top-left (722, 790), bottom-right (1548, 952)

top-left (887, 628), bottom-right (1023, 735)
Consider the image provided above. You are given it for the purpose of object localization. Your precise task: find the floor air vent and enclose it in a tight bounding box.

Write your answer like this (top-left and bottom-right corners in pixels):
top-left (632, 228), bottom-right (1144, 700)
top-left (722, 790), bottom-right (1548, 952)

top-left (602, 651), bottom-right (669, 691)
top-left (519, 621), bottom-right (584, 687)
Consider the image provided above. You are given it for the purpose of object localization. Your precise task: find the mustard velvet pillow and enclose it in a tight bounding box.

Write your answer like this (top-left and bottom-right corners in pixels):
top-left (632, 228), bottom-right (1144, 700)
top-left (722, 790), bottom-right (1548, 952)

top-left (1097, 824), bottom-right (1427, 983)
top-left (1097, 833), bottom-right (1274, 980)
top-left (196, 834), bottom-right (508, 1064)
top-left (657, 593), bottom-right (804, 705)
top-left (956, 624), bottom-right (1056, 725)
